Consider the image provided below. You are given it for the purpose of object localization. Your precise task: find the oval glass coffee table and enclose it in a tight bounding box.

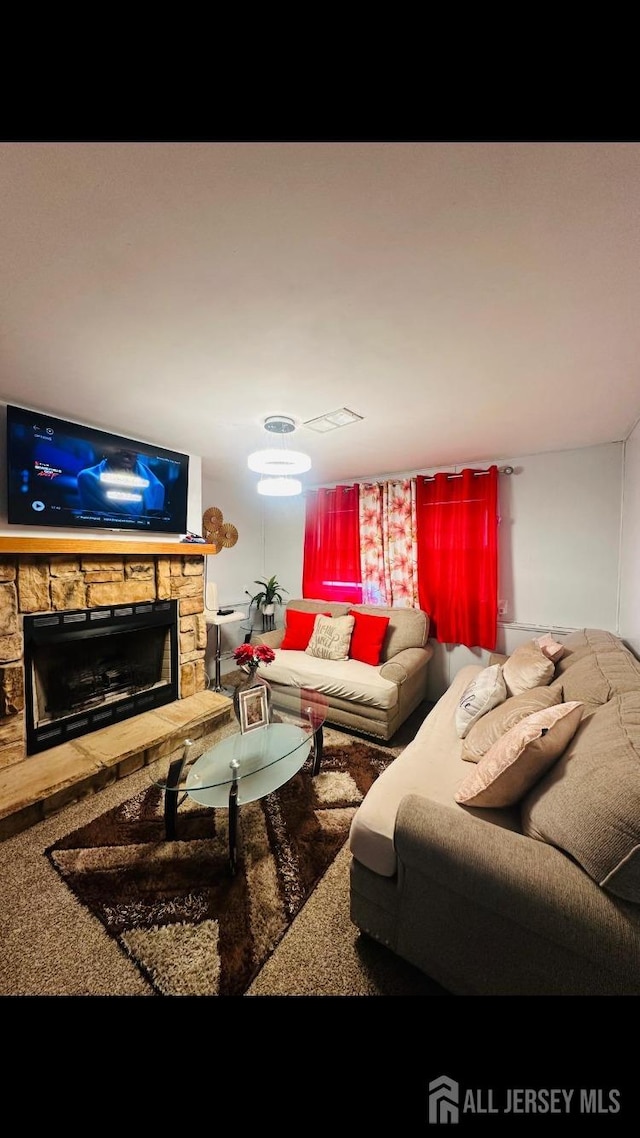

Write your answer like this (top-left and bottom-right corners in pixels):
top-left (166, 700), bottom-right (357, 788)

top-left (155, 688), bottom-right (327, 874)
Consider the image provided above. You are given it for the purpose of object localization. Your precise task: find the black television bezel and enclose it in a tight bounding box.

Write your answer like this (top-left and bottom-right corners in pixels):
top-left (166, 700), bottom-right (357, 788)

top-left (5, 404), bottom-right (190, 536)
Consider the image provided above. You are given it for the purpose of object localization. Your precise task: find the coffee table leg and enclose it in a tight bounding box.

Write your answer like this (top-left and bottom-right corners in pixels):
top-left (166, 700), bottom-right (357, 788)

top-left (311, 724), bottom-right (324, 776)
top-left (164, 739), bottom-right (193, 839)
top-left (228, 759), bottom-right (240, 874)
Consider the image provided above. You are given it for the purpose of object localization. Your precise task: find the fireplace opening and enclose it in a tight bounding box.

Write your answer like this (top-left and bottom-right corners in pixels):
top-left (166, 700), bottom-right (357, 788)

top-left (23, 601), bottom-right (179, 754)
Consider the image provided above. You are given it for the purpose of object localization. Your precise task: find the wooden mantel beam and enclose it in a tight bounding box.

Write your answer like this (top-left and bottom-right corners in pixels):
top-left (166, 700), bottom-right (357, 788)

top-left (0, 537), bottom-right (217, 557)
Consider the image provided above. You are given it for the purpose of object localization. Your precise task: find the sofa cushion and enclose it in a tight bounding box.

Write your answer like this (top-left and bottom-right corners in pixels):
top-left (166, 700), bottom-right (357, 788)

top-left (562, 628), bottom-right (623, 655)
top-left (559, 647), bottom-right (640, 706)
top-left (349, 665), bottom-right (522, 877)
top-left (259, 649), bottom-right (399, 709)
top-left (502, 640), bottom-right (554, 696)
top-left (280, 608), bottom-right (331, 651)
top-left (555, 653), bottom-right (610, 706)
top-left (455, 701), bottom-right (584, 808)
top-left (454, 664), bottom-right (507, 739)
top-left (554, 628), bottom-right (624, 675)
top-left (349, 604), bottom-right (429, 661)
top-left (461, 684), bottom-right (564, 763)
top-left (348, 609), bottom-right (390, 666)
top-left (306, 614), bottom-right (355, 661)
top-left (285, 599), bottom-right (351, 619)
top-left (521, 691), bottom-right (640, 902)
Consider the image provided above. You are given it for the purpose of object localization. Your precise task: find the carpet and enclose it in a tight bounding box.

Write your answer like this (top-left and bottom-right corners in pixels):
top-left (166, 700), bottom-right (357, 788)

top-left (45, 739), bottom-right (394, 997)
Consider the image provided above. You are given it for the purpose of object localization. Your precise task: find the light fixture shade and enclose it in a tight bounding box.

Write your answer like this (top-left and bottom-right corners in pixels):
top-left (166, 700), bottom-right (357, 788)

top-left (249, 415), bottom-right (310, 497)
top-left (247, 448), bottom-right (311, 475)
top-left (257, 477), bottom-right (302, 497)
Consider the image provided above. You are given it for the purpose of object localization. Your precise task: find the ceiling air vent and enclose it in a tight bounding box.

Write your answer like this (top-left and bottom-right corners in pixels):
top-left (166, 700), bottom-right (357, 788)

top-left (303, 408), bottom-right (364, 433)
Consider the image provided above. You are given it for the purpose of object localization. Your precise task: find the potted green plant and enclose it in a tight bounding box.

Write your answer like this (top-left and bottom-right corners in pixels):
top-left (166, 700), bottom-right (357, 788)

top-left (245, 575), bottom-right (288, 617)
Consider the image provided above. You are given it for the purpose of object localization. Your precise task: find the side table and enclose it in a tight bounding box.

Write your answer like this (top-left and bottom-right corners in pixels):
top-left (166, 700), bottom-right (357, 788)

top-left (207, 610), bottom-right (245, 692)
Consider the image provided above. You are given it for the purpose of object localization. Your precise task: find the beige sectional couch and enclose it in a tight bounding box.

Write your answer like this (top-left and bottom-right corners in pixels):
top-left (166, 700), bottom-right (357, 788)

top-left (348, 628), bottom-right (640, 995)
top-left (253, 599), bottom-right (433, 741)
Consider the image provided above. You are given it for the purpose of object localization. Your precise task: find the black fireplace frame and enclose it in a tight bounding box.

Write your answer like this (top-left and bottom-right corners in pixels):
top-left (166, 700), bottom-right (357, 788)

top-left (23, 599), bottom-right (179, 755)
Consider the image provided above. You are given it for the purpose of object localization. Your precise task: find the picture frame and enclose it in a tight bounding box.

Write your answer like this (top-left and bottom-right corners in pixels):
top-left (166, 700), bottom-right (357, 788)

top-left (238, 685), bottom-right (269, 734)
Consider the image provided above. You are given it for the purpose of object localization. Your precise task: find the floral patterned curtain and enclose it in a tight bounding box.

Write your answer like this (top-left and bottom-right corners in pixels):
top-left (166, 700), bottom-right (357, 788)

top-left (359, 479), bottom-right (419, 607)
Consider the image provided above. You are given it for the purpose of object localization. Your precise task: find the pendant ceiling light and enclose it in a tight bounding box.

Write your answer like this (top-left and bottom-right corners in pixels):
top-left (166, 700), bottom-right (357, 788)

top-left (248, 416), bottom-right (311, 497)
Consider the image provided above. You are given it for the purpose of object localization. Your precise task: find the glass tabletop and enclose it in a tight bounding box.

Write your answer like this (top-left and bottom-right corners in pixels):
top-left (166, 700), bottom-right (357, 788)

top-left (186, 722), bottom-right (312, 807)
top-left (151, 687), bottom-right (328, 808)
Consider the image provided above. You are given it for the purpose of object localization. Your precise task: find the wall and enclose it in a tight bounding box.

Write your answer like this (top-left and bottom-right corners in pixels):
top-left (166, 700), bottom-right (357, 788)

top-left (619, 419), bottom-right (640, 657)
top-left (198, 469), bottom-right (302, 680)
top-left (199, 469), bottom-right (307, 683)
top-left (259, 442), bottom-right (624, 700)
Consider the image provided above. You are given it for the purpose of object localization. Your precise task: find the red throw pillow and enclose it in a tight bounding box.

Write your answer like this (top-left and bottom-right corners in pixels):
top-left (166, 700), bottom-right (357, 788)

top-left (348, 610), bottom-right (390, 666)
top-left (280, 609), bottom-right (331, 651)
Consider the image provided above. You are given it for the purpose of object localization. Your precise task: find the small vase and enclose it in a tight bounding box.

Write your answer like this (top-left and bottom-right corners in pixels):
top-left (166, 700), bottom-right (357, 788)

top-left (233, 664), bottom-right (272, 728)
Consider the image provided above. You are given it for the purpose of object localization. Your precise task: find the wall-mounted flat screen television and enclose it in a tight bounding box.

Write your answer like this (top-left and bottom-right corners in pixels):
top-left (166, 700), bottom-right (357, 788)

top-left (6, 405), bottom-right (189, 534)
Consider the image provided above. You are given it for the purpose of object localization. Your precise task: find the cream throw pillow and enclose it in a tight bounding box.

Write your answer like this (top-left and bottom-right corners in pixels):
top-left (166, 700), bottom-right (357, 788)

top-left (455, 664), bottom-right (507, 739)
top-left (306, 614), bottom-right (355, 661)
top-left (461, 684), bottom-right (564, 762)
top-left (455, 701), bottom-right (584, 808)
top-left (503, 640), bottom-right (554, 696)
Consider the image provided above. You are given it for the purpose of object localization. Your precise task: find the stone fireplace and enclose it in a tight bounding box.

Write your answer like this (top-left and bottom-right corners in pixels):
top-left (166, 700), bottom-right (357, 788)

top-left (23, 599), bottom-right (179, 754)
top-left (0, 542), bottom-right (210, 772)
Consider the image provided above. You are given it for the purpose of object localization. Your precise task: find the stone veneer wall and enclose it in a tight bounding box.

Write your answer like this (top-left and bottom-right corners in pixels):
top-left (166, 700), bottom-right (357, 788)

top-left (0, 552), bottom-right (208, 771)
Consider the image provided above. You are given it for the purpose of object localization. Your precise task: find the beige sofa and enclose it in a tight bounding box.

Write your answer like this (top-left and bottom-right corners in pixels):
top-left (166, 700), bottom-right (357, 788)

top-left (349, 628), bottom-right (640, 995)
top-left (253, 599), bottom-right (433, 741)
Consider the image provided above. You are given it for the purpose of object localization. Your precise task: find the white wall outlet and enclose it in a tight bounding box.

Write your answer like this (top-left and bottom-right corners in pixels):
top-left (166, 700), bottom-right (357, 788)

top-left (498, 599), bottom-right (508, 617)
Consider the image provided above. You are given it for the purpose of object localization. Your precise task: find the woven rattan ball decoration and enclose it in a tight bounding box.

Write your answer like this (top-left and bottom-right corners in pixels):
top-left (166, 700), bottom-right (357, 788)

top-left (220, 522), bottom-right (238, 548)
top-left (202, 506), bottom-right (238, 554)
top-left (207, 529), bottom-right (223, 554)
top-left (203, 506), bottom-right (223, 533)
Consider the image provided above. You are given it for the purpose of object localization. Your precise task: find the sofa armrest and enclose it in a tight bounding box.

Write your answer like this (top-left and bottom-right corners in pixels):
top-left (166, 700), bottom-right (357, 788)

top-left (251, 629), bottom-right (284, 649)
top-left (394, 793), bottom-right (640, 958)
top-left (380, 645), bottom-right (433, 684)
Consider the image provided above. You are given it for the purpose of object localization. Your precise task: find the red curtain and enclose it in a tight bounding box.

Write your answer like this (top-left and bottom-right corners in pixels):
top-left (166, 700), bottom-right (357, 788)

top-left (303, 485), bottom-right (362, 603)
top-left (416, 467), bottom-right (498, 650)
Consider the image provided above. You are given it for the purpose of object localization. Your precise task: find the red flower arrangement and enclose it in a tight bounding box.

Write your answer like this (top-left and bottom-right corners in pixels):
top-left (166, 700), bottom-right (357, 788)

top-left (233, 643), bottom-right (276, 670)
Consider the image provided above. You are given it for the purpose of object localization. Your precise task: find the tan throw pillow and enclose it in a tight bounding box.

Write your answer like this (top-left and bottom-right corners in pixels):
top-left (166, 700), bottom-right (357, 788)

top-left (461, 685), bottom-right (564, 762)
top-left (455, 701), bottom-right (584, 808)
top-left (502, 640), bottom-right (554, 697)
top-left (305, 614), bottom-right (355, 661)
top-left (535, 633), bottom-right (565, 663)
top-left (522, 692), bottom-right (640, 902)
top-left (454, 665), bottom-right (507, 739)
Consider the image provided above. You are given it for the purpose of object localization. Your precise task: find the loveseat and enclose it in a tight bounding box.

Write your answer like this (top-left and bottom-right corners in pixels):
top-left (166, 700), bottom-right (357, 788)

top-left (253, 599), bottom-right (433, 741)
top-left (348, 628), bottom-right (640, 995)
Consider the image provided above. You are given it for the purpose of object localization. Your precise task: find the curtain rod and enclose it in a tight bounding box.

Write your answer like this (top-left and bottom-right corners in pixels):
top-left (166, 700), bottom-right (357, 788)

top-left (306, 466), bottom-right (515, 493)
top-left (422, 465), bottom-right (514, 482)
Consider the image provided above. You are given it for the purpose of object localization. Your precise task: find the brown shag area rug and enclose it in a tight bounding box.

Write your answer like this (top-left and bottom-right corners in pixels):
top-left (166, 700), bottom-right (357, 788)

top-left (46, 740), bottom-right (393, 997)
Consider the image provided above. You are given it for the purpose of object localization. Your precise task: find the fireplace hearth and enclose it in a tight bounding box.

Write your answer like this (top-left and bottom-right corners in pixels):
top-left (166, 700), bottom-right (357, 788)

top-left (23, 600), bottom-right (179, 754)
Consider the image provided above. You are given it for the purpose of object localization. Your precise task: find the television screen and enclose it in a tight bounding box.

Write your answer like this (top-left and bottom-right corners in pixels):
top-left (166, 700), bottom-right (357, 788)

top-left (6, 405), bottom-right (189, 535)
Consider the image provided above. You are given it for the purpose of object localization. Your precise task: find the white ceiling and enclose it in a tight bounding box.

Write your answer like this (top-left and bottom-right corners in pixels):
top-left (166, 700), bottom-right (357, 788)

top-left (2, 140), bottom-right (640, 487)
